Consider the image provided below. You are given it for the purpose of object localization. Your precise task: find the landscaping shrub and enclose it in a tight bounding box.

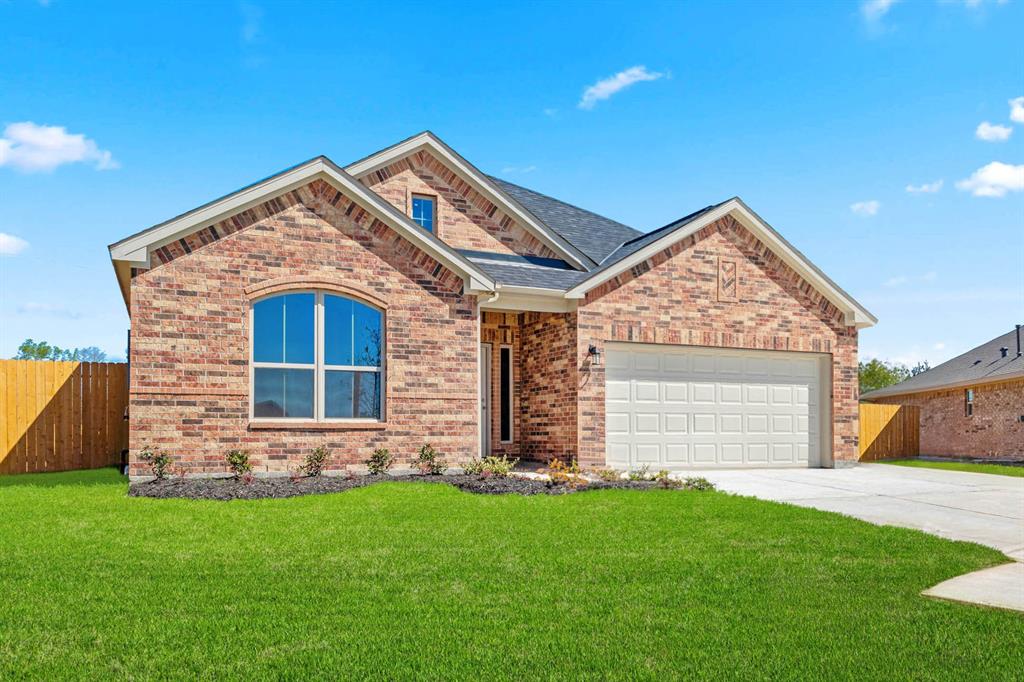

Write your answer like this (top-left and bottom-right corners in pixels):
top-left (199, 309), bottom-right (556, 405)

top-left (139, 445), bottom-right (172, 480)
top-left (593, 468), bottom-right (621, 482)
top-left (546, 458), bottom-right (587, 489)
top-left (225, 449), bottom-right (253, 478)
top-left (463, 455), bottom-right (518, 478)
top-left (413, 444), bottom-right (447, 475)
top-left (681, 476), bottom-right (716, 491)
top-left (365, 448), bottom-right (393, 475)
top-left (627, 464), bottom-right (653, 481)
top-left (302, 445), bottom-right (330, 477)
top-left (654, 470), bottom-right (682, 489)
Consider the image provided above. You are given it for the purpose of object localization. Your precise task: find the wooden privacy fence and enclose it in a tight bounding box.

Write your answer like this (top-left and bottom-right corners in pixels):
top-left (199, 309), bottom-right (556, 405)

top-left (0, 361), bottom-right (128, 475)
top-left (859, 403), bottom-right (920, 461)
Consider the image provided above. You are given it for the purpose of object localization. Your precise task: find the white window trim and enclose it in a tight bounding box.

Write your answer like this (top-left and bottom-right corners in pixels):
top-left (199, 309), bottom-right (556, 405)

top-left (249, 290), bottom-right (385, 422)
top-left (499, 344), bottom-right (513, 444)
top-left (410, 192), bottom-right (437, 234)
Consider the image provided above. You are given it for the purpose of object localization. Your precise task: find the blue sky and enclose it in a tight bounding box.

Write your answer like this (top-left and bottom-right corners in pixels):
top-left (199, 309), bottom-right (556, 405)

top-left (1, 0), bottom-right (1021, 365)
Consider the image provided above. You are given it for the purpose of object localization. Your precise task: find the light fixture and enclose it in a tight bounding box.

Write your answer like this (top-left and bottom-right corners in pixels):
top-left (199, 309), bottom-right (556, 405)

top-left (588, 343), bottom-right (602, 366)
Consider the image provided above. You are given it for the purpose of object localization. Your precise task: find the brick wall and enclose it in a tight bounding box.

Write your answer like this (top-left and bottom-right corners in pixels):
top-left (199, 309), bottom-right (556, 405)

top-left (875, 379), bottom-right (1024, 458)
top-left (359, 150), bottom-right (560, 260)
top-left (574, 215), bottom-right (859, 468)
top-left (519, 311), bottom-right (578, 462)
top-left (128, 179), bottom-right (480, 477)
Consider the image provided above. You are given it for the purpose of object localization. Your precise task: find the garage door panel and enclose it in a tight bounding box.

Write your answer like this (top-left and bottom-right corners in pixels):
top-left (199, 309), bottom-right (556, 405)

top-left (605, 344), bottom-right (828, 469)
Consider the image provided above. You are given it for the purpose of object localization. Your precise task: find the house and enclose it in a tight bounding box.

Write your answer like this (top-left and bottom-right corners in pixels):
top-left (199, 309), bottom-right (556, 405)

top-left (862, 327), bottom-right (1024, 459)
top-left (108, 132), bottom-right (875, 477)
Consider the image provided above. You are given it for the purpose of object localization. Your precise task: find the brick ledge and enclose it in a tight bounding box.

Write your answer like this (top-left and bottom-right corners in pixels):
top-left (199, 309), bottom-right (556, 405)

top-left (248, 420), bottom-right (387, 431)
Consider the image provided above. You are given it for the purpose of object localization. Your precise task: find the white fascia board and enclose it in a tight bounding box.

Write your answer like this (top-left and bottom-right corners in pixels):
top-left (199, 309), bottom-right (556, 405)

top-left (108, 158), bottom-right (495, 292)
top-left (344, 132), bottom-right (593, 272)
top-left (861, 371), bottom-right (1024, 400)
top-left (564, 199), bottom-right (877, 329)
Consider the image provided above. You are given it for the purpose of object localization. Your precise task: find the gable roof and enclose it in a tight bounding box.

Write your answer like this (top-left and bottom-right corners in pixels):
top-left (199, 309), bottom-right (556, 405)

top-left (862, 327), bottom-right (1024, 400)
top-left (487, 177), bottom-right (642, 265)
top-left (108, 156), bottom-right (496, 306)
top-left (563, 197), bottom-right (877, 328)
top-left (344, 131), bottom-right (594, 271)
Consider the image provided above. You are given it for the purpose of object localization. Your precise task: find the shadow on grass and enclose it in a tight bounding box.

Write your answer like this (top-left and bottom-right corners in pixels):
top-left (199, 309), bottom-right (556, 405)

top-left (0, 467), bottom-right (126, 488)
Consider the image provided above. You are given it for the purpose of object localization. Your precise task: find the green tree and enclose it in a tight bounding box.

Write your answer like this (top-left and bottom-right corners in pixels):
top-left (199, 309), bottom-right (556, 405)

top-left (13, 339), bottom-right (108, 362)
top-left (859, 358), bottom-right (912, 394)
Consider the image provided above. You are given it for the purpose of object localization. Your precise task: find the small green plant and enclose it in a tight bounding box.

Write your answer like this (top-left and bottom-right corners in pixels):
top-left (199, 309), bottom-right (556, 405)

top-left (654, 470), bottom-right (682, 489)
top-left (302, 445), bottom-right (330, 477)
top-left (546, 458), bottom-right (587, 488)
top-left (365, 447), bottom-right (393, 475)
top-left (681, 476), bottom-right (716, 491)
top-left (593, 468), bottom-right (621, 482)
top-left (139, 445), bottom-right (172, 480)
top-left (627, 464), bottom-right (652, 481)
top-left (463, 455), bottom-right (519, 478)
top-left (413, 443), bottom-right (447, 475)
top-left (225, 449), bottom-right (252, 478)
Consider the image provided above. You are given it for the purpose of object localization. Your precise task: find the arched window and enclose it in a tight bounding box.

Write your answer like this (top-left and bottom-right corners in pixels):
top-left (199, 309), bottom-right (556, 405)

top-left (251, 291), bottom-right (384, 421)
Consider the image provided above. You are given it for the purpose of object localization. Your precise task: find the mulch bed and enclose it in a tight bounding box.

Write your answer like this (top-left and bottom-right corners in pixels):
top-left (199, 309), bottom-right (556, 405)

top-left (128, 474), bottom-right (659, 501)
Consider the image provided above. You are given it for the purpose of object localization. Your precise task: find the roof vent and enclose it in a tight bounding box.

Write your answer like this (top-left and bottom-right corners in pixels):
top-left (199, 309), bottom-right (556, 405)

top-left (1001, 346), bottom-right (1009, 358)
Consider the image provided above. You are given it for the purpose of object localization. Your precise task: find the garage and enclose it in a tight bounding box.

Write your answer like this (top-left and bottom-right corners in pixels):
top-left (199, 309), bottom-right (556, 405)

top-left (605, 343), bottom-right (831, 469)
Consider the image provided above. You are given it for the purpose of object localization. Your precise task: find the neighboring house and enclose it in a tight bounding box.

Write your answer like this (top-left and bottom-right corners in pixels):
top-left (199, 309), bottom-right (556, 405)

top-left (108, 132), bottom-right (875, 477)
top-left (862, 327), bottom-right (1024, 459)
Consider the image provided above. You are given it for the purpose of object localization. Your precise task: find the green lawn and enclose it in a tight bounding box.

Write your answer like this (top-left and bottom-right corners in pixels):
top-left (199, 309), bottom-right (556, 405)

top-left (1, 469), bottom-right (1021, 679)
top-left (882, 458), bottom-right (1024, 478)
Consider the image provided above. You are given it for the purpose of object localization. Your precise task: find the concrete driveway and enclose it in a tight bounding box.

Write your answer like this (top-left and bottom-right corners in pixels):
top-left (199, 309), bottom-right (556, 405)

top-left (692, 463), bottom-right (1024, 560)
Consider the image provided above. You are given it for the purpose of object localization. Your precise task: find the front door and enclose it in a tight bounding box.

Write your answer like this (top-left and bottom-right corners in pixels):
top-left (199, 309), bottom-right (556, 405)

top-left (480, 343), bottom-right (492, 456)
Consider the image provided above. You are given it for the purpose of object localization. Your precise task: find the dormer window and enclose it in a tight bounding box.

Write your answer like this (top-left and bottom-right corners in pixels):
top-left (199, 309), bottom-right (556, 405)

top-left (411, 194), bottom-right (435, 233)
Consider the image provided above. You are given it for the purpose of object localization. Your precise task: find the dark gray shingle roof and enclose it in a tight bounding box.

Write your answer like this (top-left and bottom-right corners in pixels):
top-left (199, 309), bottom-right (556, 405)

top-left (457, 249), bottom-right (589, 289)
top-left (862, 327), bottom-right (1024, 399)
top-left (488, 176), bottom-right (642, 267)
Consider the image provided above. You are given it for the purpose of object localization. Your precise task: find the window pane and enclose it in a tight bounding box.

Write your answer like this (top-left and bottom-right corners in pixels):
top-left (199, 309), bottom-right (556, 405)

top-left (325, 370), bottom-right (381, 419)
top-left (283, 293), bottom-right (315, 364)
top-left (412, 197), bottom-right (434, 233)
top-left (353, 301), bottom-right (382, 367)
top-left (500, 347), bottom-right (511, 441)
top-left (254, 368), bottom-right (314, 418)
top-left (253, 294), bottom-right (314, 364)
top-left (324, 295), bottom-right (353, 366)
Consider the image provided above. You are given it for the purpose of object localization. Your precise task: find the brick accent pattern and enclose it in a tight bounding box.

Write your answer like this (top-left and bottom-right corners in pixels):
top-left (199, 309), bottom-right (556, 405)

top-left (128, 180), bottom-right (479, 477)
top-left (359, 149), bottom-right (561, 259)
top-left (574, 215), bottom-right (859, 468)
top-left (875, 379), bottom-right (1024, 458)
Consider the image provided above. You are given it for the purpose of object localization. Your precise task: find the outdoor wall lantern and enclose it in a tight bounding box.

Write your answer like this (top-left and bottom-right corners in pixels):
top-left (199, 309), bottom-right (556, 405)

top-left (588, 344), bottom-right (602, 366)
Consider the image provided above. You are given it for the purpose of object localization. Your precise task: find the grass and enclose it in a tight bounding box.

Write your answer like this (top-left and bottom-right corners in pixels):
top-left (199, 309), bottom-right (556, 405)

top-left (882, 458), bottom-right (1024, 478)
top-left (1, 469), bottom-right (1022, 680)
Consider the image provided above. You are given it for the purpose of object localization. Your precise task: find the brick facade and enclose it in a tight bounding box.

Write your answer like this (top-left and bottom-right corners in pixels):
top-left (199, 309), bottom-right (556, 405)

top-left (875, 379), bottom-right (1024, 458)
top-left (573, 215), bottom-right (859, 468)
top-left (125, 151), bottom-right (863, 477)
top-left (359, 150), bottom-right (561, 259)
top-left (128, 180), bottom-right (480, 477)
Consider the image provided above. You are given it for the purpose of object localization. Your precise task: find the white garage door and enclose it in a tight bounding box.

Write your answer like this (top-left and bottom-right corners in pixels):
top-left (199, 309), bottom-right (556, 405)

top-left (605, 344), bottom-right (830, 469)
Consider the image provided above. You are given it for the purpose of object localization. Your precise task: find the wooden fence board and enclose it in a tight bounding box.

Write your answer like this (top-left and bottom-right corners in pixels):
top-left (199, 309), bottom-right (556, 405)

top-left (859, 403), bottom-right (920, 461)
top-left (0, 360), bottom-right (129, 475)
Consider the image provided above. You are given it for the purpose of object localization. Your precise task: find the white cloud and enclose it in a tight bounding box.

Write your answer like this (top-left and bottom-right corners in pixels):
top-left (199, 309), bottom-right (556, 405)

top-left (1010, 96), bottom-right (1024, 124)
top-left (500, 165), bottom-right (537, 175)
top-left (955, 161), bottom-right (1024, 197)
top-left (861, 0), bottom-right (900, 23)
top-left (883, 271), bottom-right (937, 288)
top-left (578, 66), bottom-right (665, 110)
top-left (905, 179), bottom-right (943, 194)
top-left (976, 121), bottom-right (1012, 142)
top-left (0, 122), bottom-right (118, 173)
top-left (16, 302), bottom-right (82, 319)
top-left (542, 108), bottom-right (559, 118)
top-left (850, 200), bottom-right (880, 216)
top-left (932, 342), bottom-right (946, 351)
top-left (0, 232), bottom-right (29, 256)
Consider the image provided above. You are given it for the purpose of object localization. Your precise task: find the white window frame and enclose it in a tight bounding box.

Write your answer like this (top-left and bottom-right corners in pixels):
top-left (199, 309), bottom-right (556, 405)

top-left (499, 344), bottom-right (513, 443)
top-left (249, 290), bottom-right (385, 422)
top-left (410, 193), bottom-right (437, 233)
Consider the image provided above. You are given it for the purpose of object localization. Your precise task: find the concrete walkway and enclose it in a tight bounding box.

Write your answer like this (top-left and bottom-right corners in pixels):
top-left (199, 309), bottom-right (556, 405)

top-left (687, 463), bottom-right (1024, 611)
